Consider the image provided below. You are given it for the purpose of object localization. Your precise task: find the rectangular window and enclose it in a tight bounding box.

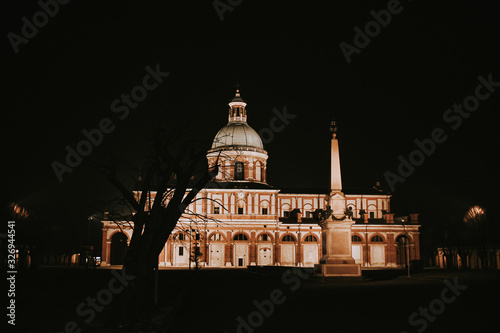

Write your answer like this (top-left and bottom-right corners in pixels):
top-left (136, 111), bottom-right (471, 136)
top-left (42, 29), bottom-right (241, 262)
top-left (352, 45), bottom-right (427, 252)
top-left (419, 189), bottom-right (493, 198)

top-left (235, 162), bottom-right (244, 180)
top-left (284, 211), bottom-right (290, 218)
top-left (370, 212), bottom-right (375, 218)
top-left (306, 211), bottom-right (311, 218)
top-left (195, 233), bottom-right (200, 241)
top-left (262, 208), bottom-right (268, 215)
top-left (179, 247), bottom-right (184, 256)
top-left (238, 207), bottom-right (244, 214)
top-left (213, 206), bottom-right (220, 214)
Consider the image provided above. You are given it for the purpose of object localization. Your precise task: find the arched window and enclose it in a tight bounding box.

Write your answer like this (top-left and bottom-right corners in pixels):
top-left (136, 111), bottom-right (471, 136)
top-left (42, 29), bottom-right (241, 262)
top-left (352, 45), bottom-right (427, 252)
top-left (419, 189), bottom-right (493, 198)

top-left (261, 201), bottom-right (269, 215)
top-left (281, 204), bottom-right (291, 217)
top-left (371, 235), bottom-right (384, 243)
top-left (304, 235), bottom-right (318, 242)
top-left (234, 233), bottom-right (248, 241)
top-left (235, 162), bottom-right (244, 180)
top-left (258, 233), bottom-right (272, 242)
top-left (176, 233), bottom-right (186, 241)
top-left (209, 233), bottom-right (224, 241)
top-left (281, 234), bottom-right (296, 242)
top-left (110, 233), bottom-right (128, 265)
top-left (352, 235), bottom-right (363, 242)
top-left (396, 235), bottom-right (409, 245)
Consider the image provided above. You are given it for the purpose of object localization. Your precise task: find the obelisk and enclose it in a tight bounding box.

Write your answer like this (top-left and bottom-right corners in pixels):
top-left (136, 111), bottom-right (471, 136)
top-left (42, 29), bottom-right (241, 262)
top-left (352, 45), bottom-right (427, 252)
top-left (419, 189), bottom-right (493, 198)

top-left (315, 121), bottom-right (361, 277)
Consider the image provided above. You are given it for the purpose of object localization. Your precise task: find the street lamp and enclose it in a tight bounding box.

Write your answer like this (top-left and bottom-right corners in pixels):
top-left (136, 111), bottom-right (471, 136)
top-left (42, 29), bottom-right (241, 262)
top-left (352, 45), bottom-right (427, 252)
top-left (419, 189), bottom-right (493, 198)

top-left (87, 216), bottom-right (94, 246)
top-left (402, 220), bottom-right (410, 278)
top-left (297, 217), bottom-right (301, 267)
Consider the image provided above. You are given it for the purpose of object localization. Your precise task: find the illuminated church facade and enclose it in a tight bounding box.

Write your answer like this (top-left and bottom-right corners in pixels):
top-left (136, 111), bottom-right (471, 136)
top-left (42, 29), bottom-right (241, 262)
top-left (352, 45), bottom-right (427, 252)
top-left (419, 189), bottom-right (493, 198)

top-left (100, 89), bottom-right (421, 269)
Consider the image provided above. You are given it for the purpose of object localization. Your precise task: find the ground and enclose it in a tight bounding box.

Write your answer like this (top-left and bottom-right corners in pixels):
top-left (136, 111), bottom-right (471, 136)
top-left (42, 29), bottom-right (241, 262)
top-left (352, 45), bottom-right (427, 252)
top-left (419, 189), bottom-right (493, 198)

top-left (12, 267), bottom-right (500, 333)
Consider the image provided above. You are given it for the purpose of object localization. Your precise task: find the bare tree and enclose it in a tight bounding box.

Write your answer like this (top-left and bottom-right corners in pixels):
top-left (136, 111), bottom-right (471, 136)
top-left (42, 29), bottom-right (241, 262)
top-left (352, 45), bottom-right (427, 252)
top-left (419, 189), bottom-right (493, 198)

top-left (103, 128), bottom-right (220, 325)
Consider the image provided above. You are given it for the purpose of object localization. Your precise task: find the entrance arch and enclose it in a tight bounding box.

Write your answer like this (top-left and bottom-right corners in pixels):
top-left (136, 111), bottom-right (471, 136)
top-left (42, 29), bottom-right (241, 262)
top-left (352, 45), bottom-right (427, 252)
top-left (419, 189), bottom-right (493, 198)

top-left (110, 232), bottom-right (128, 265)
top-left (396, 235), bottom-right (409, 267)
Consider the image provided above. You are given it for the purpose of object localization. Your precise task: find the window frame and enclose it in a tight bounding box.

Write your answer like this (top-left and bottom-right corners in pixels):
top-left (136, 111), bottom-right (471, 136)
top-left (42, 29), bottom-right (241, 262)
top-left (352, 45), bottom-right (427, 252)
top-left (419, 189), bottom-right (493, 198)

top-left (209, 233), bottom-right (224, 242)
top-left (351, 235), bottom-right (363, 243)
top-left (304, 235), bottom-right (318, 242)
top-left (258, 233), bottom-right (270, 242)
top-left (370, 235), bottom-right (384, 243)
top-left (235, 161), bottom-right (244, 180)
top-left (234, 233), bottom-right (248, 241)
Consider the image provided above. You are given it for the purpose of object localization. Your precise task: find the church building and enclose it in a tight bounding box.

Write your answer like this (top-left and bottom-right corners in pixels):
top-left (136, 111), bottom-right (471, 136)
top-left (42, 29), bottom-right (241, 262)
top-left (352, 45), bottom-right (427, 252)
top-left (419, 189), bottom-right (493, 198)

top-left (100, 89), bottom-right (421, 269)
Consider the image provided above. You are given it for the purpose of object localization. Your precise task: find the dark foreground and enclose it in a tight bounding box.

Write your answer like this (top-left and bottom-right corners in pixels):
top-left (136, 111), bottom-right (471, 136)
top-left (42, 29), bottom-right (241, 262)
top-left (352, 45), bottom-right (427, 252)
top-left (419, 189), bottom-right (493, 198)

top-left (10, 267), bottom-right (500, 333)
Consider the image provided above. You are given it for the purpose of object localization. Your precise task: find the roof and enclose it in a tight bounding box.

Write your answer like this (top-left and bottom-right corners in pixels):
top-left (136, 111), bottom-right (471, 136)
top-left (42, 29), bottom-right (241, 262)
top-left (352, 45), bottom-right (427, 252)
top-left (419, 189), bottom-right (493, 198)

top-left (133, 182), bottom-right (391, 194)
top-left (133, 180), bottom-right (275, 191)
top-left (205, 181), bottom-right (274, 189)
top-left (279, 217), bottom-right (320, 225)
top-left (354, 218), bottom-right (419, 225)
top-left (278, 187), bottom-right (391, 196)
top-left (211, 122), bottom-right (264, 149)
top-left (231, 90), bottom-right (245, 103)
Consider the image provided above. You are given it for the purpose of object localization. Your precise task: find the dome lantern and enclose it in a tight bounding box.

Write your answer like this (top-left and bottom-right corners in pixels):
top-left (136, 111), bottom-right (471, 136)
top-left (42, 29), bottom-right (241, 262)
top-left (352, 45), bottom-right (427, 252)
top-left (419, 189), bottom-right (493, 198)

top-left (228, 88), bottom-right (247, 123)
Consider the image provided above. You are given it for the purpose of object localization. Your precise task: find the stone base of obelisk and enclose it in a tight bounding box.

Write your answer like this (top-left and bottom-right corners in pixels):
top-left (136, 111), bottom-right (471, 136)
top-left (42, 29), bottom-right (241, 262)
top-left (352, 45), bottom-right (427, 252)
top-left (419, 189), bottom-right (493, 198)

top-left (314, 262), bottom-right (361, 277)
top-left (314, 217), bottom-right (361, 277)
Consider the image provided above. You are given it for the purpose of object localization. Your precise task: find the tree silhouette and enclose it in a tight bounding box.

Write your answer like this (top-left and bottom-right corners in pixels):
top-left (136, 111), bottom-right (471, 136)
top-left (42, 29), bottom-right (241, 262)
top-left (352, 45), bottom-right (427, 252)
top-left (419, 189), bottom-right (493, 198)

top-left (103, 127), bottom-right (219, 327)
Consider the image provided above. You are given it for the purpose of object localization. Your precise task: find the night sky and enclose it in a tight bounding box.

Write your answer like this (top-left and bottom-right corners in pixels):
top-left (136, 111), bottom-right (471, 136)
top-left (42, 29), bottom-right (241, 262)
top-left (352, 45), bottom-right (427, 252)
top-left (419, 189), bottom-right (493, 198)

top-left (3, 0), bottom-right (499, 243)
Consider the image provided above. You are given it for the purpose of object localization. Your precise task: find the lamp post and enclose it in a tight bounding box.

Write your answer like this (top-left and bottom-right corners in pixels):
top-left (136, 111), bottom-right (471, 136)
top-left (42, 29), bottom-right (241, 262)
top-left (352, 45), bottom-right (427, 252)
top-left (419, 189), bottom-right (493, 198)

top-left (189, 220), bottom-right (192, 271)
top-left (365, 223), bottom-right (369, 267)
top-left (87, 216), bottom-right (97, 267)
top-left (297, 218), bottom-right (301, 267)
top-left (87, 216), bottom-right (92, 246)
top-left (403, 221), bottom-right (410, 278)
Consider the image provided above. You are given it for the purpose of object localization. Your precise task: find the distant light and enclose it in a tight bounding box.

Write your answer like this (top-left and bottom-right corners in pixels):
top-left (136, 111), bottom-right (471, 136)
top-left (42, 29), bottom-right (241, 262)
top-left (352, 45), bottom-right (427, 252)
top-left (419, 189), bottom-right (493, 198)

top-left (10, 203), bottom-right (29, 219)
top-left (463, 205), bottom-right (486, 223)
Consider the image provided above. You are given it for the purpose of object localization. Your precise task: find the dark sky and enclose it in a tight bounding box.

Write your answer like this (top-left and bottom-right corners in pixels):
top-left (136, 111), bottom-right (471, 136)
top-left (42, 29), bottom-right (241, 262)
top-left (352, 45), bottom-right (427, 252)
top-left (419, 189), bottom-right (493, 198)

top-left (3, 0), bottom-right (499, 231)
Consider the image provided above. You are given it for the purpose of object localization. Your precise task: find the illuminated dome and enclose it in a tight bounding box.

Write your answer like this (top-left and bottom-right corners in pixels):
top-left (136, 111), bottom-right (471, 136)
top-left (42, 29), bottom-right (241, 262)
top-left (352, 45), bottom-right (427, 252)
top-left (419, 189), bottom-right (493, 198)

top-left (211, 123), bottom-right (263, 149)
top-left (206, 87), bottom-right (269, 184)
top-left (210, 88), bottom-right (264, 150)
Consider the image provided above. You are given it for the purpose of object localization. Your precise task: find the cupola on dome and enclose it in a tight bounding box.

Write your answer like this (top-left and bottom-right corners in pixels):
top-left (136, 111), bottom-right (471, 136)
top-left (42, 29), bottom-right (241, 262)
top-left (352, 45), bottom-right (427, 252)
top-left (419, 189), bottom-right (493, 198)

top-left (210, 89), bottom-right (264, 150)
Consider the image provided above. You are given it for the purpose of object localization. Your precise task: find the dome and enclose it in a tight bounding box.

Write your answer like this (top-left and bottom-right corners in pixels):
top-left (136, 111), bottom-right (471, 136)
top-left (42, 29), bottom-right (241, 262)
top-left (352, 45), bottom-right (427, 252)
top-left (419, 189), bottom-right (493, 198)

top-left (211, 122), bottom-right (263, 149)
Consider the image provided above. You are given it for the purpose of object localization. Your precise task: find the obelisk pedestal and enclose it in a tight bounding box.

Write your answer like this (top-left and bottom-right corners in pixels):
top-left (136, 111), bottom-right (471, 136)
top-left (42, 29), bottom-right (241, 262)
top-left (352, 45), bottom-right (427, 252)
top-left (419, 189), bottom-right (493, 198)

top-left (314, 217), bottom-right (361, 277)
